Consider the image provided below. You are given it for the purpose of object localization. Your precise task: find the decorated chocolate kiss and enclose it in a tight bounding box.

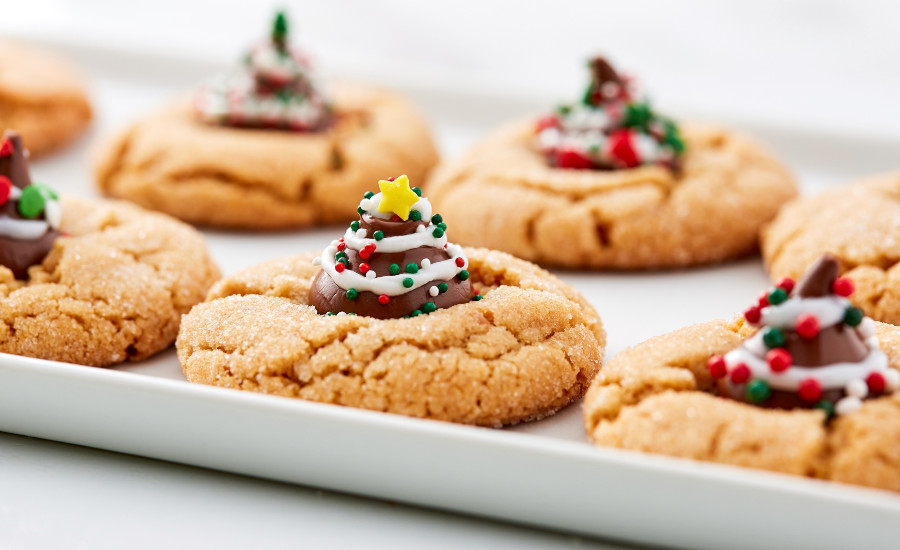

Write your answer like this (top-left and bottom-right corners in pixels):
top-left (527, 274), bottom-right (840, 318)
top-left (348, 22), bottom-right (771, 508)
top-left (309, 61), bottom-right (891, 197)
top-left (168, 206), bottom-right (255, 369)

top-left (193, 11), bottom-right (332, 132)
top-left (535, 56), bottom-right (685, 171)
top-left (0, 130), bottom-right (62, 279)
top-left (708, 254), bottom-right (899, 417)
top-left (309, 175), bottom-right (477, 319)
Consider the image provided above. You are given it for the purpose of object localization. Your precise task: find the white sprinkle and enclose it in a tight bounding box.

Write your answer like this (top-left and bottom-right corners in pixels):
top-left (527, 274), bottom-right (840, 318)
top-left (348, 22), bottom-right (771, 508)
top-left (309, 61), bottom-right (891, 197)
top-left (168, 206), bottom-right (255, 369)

top-left (835, 396), bottom-right (863, 416)
top-left (416, 225), bottom-right (426, 233)
top-left (366, 271), bottom-right (376, 279)
top-left (885, 370), bottom-right (900, 391)
top-left (429, 286), bottom-right (439, 297)
top-left (846, 379), bottom-right (868, 399)
top-left (420, 258), bottom-right (431, 268)
top-left (859, 317), bottom-right (876, 338)
top-left (311, 257), bottom-right (322, 266)
top-left (356, 228), bottom-right (367, 238)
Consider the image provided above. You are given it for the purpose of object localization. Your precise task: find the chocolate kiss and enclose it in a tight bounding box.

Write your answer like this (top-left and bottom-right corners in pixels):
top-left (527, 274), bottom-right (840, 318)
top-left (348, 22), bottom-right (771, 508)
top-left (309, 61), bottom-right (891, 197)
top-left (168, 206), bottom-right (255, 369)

top-left (588, 57), bottom-right (623, 91)
top-left (793, 253), bottom-right (840, 298)
top-left (0, 130), bottom-right (32, 189)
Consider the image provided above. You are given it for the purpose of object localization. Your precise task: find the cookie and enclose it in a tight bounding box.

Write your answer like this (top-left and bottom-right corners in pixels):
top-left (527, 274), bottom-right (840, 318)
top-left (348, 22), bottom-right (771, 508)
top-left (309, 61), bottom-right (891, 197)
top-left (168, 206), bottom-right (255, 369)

top-left (762, 172), bottom-right (900, 325)
top-left (177, 177), bottom-right (604, 426)
top-left (583, 256), bottom-right (900, 492)
top-left (1, 197), bottom-right (220, 366)
top-left (0, 40), bottom-right (92, 156)
top-left (427, 58), bottom-right (796, 269)
top-left (92, 13), bottom-right (438, 230)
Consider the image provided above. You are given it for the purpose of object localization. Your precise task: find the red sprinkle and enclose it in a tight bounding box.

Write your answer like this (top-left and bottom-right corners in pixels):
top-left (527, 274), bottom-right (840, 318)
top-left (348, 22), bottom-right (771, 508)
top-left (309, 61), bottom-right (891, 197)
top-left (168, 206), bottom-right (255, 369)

top-left (757, 290), bottom-right (770, 308)
top-left (833, 277), bottom-right (854, 297)
top-left (730, 364), bottom-right (751, 384)
top-left (359, 262), bottom-right (370, 274)
top-left (455, 257), bottom-right (465, 267)
top-left (555, 149), bottom-right (593, 170)
top-left (337, 242), bottom-right (346, 252)
top-left (776, 277), bottom-right (795, 293)
top-left (391, 215), bottom-right (401, 222)
top-left (0, 138), bottom-right (12, 157)
top-left (798, 378), bottom-right (823, 403)
top-left (707, 355), bottom-right (727, 379)
top-left (866, 372), bottom-right (886, 394)
top-left (334, 262), bottom-right (345, 273)
top-left (743, 305), bottom-right (761, 324)
top-left (387, 176), bottom-right (395, 182)
top-left (795, 313), bottom-right (820, 339)
top-left (378, 294), bottom-right (389, 305)
top-left (766, 348), bottom-right (792, 372)
top-left (0, 175), bottom-right (11, 205)
top-left (606, 129), bottom-right (640, 168)
top-left (359, 250), bottom-right (371, 260)
top-left (535, 115), bottom-right (560, 133)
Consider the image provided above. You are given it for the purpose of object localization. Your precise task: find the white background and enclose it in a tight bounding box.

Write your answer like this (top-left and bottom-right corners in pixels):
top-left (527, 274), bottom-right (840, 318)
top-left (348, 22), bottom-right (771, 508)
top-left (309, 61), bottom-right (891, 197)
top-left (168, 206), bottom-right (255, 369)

top-left (1, 1), bottom-right (899, 548)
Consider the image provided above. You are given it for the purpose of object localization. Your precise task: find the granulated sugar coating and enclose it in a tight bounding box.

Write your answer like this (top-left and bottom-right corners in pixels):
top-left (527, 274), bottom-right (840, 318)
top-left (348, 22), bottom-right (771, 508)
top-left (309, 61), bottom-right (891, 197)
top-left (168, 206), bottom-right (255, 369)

top-left (0, 197), bottom-right (219, 366)
top-left (178, 248), bottom-right (605, 427)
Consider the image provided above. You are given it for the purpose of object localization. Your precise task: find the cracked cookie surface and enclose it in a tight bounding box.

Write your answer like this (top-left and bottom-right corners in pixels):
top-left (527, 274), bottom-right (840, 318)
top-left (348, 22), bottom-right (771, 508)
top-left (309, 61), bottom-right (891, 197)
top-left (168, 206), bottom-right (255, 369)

top-left (1, 197), bottom-right (220, 366)
top-left (0, 40), bottom-right (92, 157)
top-left (178, 248), bottom-right (605, 426)
top-left (92, 83), bottom-right (439, 229)
top-left (427, 122), bottom-right (796, 269)
top-left (582, 318), bottom-right (900, 491)
top-left (762, 172), bottom-right (900, 325)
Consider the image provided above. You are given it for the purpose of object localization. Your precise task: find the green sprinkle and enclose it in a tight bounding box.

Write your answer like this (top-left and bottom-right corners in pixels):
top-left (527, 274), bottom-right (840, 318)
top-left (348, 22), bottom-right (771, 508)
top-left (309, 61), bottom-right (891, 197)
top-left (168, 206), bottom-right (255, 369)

top-left (431, 214), bottom-right (443, 224)
top-left (768, 287), bottom-right (788, 306)
top-left (403, 277), bottom-right (414, 288)
top-left (364, 191), bottom-right (374, 199)
top-left (410, 210), bottom-right (422, 221)
top-left (458, 270), bottom-right (469, 281)
top-left (423, 302), bottom-right (436, 313)
top-left (325, 311), bottom-right (336, 316)
top-left (357, 206), bottom-right (365, 215)
top-left (374, 231), bottom-right (384, 241)
top-left (405, 263), bottom-right (419, 274)
top-left (437, 282), bottom-right (448, 293)
top-left (389, 264), bottom-right (400, 275)
top-left (472, 294), bottom-right (483, 301)
top-left (348, 312), bottom-right (357, 315)
top-left (762, 327), bottom-right (785, 349)
top-left (814, 400), bottom-right (835, 419)
top-left (432, 228), bottom-right (444, 238)
top-left (412, 187), bottom-right (422, 197)
top-left (411, 309), bottom-right (422, 317)
top-left (622, 101), bottom-right (652, 129)
top-left (335, 251), bottom-right (347, 260)
top-left (346, 288), bottom-right (358, 300)
top-left (17, 186), bottom-right (47, 219)
top-left (745, 379), bottom-right (771, 403)
top-left (438, 222), bottom-right (447, 231)
top-left (844, 306), bottom-right (864, 327)
top-left (350, 221), bottom-right (360, 231)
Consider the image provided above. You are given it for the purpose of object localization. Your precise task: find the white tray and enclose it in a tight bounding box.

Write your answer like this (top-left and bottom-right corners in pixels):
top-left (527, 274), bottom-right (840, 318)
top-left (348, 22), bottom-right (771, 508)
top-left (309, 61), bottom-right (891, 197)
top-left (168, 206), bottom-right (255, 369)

top-left (2, 38), bottom-right (900, 549)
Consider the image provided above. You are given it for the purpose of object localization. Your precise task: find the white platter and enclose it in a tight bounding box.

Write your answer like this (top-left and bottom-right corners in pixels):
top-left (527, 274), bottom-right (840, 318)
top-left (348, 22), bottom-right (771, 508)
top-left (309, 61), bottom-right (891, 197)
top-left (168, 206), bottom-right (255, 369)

top-left (2, 37), bottom-right (900, 549)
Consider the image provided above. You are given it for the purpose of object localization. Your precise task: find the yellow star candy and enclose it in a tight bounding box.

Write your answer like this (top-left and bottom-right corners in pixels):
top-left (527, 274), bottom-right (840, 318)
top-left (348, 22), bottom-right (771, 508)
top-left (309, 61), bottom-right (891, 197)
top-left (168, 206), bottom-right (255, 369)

top-left (377, 174), bottom-right (419, 221)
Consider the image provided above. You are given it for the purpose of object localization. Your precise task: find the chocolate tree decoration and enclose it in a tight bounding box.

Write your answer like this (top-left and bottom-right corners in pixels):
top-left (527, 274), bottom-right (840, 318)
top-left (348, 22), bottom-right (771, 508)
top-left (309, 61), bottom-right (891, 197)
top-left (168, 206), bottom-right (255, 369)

top-left (309, 175), bottom-right (475, 319)
top-left (536, 56), bottom-right (684, 171)
top-left (194, 11), bottom-right (331, 131)
top-left (708, 254), bottom-right (899, 417)
top-left (0, 130), bottom-right (62, 279)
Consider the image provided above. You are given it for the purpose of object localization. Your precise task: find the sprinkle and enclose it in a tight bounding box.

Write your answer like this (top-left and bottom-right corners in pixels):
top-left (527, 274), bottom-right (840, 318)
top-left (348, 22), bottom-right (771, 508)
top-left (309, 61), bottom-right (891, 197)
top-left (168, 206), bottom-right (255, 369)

top-left (767, 287), bottom-right (788, 306)
top-left (374, 230), bottom-right (384, 241)
top-left (423, 302), bottom-right (436, 313)
top-left (429, 286), bottom-right (439, 297)
top-left (403, 277), bottom-right (414, 288)
top-left (745, 379), bottom-right (771, 403)
top-left (762, 327), bottom-right (785, 349)
top-left (707, 356), bottom-right (727, 379)
top-left (437, 282), bottom-right (448, 293)
top-left (356, 228), bottom-right (367, 238)
top-left (378, 294), bottom-right (389, 305)
top-left (866, 372), bottom-right (886, 394)
top-left (730, 364), bottom-right (751, 384)
top-left (350, 221), bottom-right (360, 231)
top-left (744, 305), bottom-right (761, 324)
top-left (455, 257), bottom-right (465, 268)
top-left (757, 290), bottom-right (770, 307)
top-left (795, 313), bottom-right (820, 339)
top-left (0, 175), bottom-right (11, 205)
top-left (846, 379), bottom-right (868, 399)
top-left (458, 270), bottom-right (469, 281)
top-left (364, 191), bottom-right (374, 199)
top-left (835, 396), bottom-right (862, 416)
top-left (346, 288), bottom-right (358, 300)
top-left (814, 400), bottom-right (835, 418)
top-left (412, 187), bottom-right (422, 197)
top-left (765, 348), bottom-right (792, 372)
top-left (432, 228), bottom-right (444, 238)
top-left (410, 210), bottom-right (422, 221)
top-left (472, 294), bottom-right (483, 301)
top-left (410, 309), bottom-right (422, 317)
top-left (776, 277), bottom-right (795, 293)
top-left (886, 370), bottom-right (900, 391)
top-left (325, 311), bottom-right (336, 316)
top-left (416, 225), bottom-right (426, 233)
top-left (833, 277), bottom-right (855, 297)
top-left (357, 206), bottom-right (365, 215)
top-left (334, 263), bottom-right (345, 273)
top-left (366, 271), bottom-right (376, 279)
top-left (431, 214), bottom-right (443, 224)
top-left (389, 264), bottom-right (400, 275)
top-left (405, 263), bottom-right (418, 274)
top-left (844, 306), bottom-right (863, 327)
top-left (311, 257), bottom-right (322, 266)
top-left (17, 186), bottom-right (46, 218)
top-left (420, 259), bottom-right (431, 268)
top-left (337, 242), bottom-right (346, 252)
top-left (798, 378), bottom-right (823, 403)
top-left (359, 262), bottom-right (370, 274)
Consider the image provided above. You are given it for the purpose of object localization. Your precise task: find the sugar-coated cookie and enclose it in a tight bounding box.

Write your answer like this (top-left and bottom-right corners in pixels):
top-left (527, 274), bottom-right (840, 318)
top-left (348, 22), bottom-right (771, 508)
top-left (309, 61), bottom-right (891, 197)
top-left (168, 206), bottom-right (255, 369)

top-left (0, 40), bottom-right (92, 156)
top-left (762, 172), bottom-right (900, 325)
top-left (92, 13), bottom-right (438, 229)
top-left (178, 177), bottom-right (604, 426)
top-left (427, 57), bottom-right (796, 269)
top-left (583, 255), bottom-right (900, 492)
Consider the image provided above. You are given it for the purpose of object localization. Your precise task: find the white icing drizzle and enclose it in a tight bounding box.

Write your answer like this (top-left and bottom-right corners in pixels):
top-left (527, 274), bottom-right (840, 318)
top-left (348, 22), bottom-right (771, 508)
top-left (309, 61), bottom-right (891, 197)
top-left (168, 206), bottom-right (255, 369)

top-left (0, 216), bottom-right (51, 239)
top-left (760, 296), bottom-right (849, 329)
